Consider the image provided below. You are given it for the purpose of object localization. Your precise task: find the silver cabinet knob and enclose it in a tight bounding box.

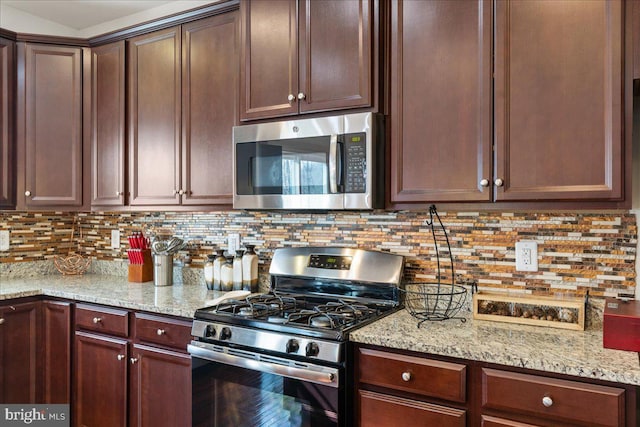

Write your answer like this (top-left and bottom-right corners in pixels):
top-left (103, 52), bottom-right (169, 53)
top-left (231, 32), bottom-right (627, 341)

top-left (156, 329), bottom-right (165, 336)
top-left (24, 190), bottom-right (31, 197)
top-left (130, 357), bottom-right (139, 364)
top-left (494, 178), bottom-right (504, 187)
top-left (401, 371), bottom-right (412, 382)
top-left (116, 191), bottom-right (122, 196)
top-left (92, 317), bottom-right (102, 324)
top-left (287, 94), bottom-right (296, 102)
top-left (178, 189), bottom-right (185, 195)
top-left (0, 318), bottom-right (4, 325)
top-left (117, 354), bottom-right (125, 361)
top-left (297, 92), bottom-right (306, 100)
top-left (542, 396), bottom-right (553, 407)
top-left (479, 179), bottom-right (489, 187)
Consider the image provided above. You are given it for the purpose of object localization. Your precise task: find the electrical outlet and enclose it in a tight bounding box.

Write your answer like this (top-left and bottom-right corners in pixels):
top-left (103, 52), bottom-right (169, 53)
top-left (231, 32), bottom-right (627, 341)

top-left (0, 230), bottom-right (9, 251)
top-left (228, 233), bottom-right (240, 255)
top-left (515, 240), bottom-right (538, 272)
top-left (111, 230), bottom-right (121, 249)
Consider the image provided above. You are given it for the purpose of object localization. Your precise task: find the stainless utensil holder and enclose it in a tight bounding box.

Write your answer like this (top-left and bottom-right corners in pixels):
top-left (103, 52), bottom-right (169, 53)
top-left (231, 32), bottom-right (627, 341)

top-left (153, 254), bottom-right (173, 287)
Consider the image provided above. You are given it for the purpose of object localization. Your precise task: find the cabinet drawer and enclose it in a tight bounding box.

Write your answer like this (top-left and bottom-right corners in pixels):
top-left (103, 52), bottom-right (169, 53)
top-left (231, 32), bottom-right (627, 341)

top-left (357, 348), bottom-right (466, 403)
top-left (481, 415), bottom-right (540, 427)
top-left (134, 313), bottom-right (192, 352)
top-left (359, 390), bottom-right (465, 427)
top-left (75, 304), bottom-right (129, 337)
top-left (481, 368), bottom-right (625, 427)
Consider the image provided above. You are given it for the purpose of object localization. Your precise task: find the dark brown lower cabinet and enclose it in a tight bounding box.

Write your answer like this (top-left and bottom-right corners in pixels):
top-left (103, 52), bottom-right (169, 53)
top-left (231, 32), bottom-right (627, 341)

top-left (73, 304), bottom-right (192, 427)
top-left (129, 344), bottom-right (191, 427)
top-left (42, 300), bottom-right (72, 403)
top-left (0, 300), bottom-right (40, 403)
top-left (74, 331), bottom-right (129, 427)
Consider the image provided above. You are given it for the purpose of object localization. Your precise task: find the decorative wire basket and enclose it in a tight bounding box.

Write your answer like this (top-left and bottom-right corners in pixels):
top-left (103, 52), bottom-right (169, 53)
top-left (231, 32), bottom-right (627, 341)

top-left (401, 205), bottom-right (467, 327)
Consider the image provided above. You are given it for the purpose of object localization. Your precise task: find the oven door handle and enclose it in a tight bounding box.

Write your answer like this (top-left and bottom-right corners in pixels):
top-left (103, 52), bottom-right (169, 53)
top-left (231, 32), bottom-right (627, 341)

top-left (188, 342), bottom-right (339, 388)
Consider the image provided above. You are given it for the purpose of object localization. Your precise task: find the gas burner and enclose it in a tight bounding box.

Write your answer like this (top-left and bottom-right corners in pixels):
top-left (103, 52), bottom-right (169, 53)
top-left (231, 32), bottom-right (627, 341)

top-left (267, 316), bottom-right (288, 324)
top-left (309, 314), bottom-right (334, 329)
top-left (238, 307), bottom-right (254, 317)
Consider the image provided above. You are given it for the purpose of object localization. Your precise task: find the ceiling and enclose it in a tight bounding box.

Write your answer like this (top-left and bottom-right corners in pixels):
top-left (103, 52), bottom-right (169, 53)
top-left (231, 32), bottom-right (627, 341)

top-left (1, 0), bottom-right (218, 38)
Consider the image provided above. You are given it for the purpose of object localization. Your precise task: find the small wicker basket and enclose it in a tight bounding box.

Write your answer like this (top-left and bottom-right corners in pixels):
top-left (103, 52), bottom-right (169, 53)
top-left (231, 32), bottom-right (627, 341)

top-left (54, 216), bottom-right (91, 275)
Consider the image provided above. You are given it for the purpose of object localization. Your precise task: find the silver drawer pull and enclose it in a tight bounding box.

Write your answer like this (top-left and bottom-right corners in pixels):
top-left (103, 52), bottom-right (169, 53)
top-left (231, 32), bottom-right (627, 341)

top-left (93, 317), bottom-right (102, 324)
top-left (542, 396), bottom-right (553, 407)
top-left (401, 371), bottom-right (412, 382)
top-left (157, 329), bottom-right (165, 336)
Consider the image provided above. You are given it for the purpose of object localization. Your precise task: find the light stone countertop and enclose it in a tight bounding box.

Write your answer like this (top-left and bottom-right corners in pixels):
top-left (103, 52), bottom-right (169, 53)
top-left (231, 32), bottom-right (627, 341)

top-left (349, 309), bottom-right (640, 386)
top-left (0, 274), bottom-right (222, 318)
top-left (3, 274), bottom-right (640, 387)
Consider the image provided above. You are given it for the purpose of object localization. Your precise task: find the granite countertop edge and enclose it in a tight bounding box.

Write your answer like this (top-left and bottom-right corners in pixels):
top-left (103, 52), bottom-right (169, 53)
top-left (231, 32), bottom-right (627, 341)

top-left (2, 274), bottom-right (640, 386)
top-left (349, 309), bottom-right (640, 387)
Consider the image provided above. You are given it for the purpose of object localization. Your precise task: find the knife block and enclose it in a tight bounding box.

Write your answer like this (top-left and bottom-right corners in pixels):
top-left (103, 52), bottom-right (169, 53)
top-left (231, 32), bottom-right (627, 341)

top-left (128, 249), bottom-right (153, 282)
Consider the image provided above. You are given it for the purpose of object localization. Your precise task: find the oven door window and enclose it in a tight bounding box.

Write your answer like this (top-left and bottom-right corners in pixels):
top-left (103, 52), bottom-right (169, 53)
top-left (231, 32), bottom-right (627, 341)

top-left (236, 136), bottom-right (338, 196)
top-left (193, 357), bottom-right (341, 427)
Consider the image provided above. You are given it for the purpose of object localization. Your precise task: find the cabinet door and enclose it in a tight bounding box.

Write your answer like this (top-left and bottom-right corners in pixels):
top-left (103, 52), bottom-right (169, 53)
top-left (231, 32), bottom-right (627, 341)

top-left (74, 331), bottom-right (128, 426)
top-left (298, 0), bottom-right (372, 113)
top-left (0, 301), bottom-right (40, 403)
top-left (389, 0), bottom-right (492, 204)
top-left (240, 0), bottom-right (298, 120)
top-left (494, 0), bottom-right (624, 201)
top-left (21, 44), bottom-right (83, 207)
top-left (129, 344), bottom-right (191, 427)
top-left (359, 390), bottom-right (466, 427)
top-left (128, 27), bottom-right (181, 206)
top-left (182, 12), bottom-right (238, 206)
top-left (0, 37), bottom-right (14, 208)
top-left (92, 41), bottom-right (125, 207)
top-left (42, 300), bottom-right (71, 404)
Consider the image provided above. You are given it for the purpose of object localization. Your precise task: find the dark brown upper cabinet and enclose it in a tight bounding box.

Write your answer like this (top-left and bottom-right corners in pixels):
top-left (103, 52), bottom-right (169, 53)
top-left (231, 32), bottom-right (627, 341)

top-left (389, 0), bottom-right (492, 204)
top-left (240, 0), bottom-right (374, 121)
top-left (16, 43), bottom-right (89, 209)
top-left (494, 0), bottom-right (625, 203)
top-left (127, 13), bottom-right (238, 207)
top-left (128, 27), bottom-right (182, 206)
top-left (390, 0), bottom-right (631, 209)
top-left (181, 12), bottom-right (239, 206)
top-left (0, 37), bottom-right (14, 208)
top-left (91, 41), bottom-right (126, 207)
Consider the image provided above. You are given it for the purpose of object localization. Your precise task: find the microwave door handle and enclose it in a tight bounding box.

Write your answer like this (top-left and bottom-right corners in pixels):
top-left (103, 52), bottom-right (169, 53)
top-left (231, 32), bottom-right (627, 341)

top-left (329, 135), bottom-right (338, 194)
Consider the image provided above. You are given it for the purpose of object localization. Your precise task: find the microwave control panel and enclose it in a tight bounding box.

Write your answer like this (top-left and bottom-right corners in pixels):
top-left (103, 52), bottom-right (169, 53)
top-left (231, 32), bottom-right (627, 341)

top-left (343, 132), bottom-right (367, 193)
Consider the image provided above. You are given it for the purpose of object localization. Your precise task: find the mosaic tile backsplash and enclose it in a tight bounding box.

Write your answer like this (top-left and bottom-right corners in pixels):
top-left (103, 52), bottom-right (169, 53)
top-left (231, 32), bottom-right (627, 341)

top-left (0, 210), bottom-right (636, 298)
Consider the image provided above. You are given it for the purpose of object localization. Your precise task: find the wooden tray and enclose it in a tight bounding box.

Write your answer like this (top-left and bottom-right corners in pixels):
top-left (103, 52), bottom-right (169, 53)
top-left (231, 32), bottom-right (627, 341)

top-left (472, 291), bottom-right (586, 331)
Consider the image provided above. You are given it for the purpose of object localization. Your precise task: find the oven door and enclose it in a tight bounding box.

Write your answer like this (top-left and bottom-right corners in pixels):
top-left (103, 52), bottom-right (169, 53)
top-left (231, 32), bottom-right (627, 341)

top-left (189, 341), bottom-right (343, 427)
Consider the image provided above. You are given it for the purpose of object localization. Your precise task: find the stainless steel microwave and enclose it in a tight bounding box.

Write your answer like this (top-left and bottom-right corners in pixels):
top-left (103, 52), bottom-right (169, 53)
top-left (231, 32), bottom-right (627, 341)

top-left (233, 112), bottom-right (383, 210)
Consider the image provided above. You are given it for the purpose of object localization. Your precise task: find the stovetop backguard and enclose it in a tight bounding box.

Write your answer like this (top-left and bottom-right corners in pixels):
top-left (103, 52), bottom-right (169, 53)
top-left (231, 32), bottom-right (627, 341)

top-left (268, 247), bottom-right (404, 306)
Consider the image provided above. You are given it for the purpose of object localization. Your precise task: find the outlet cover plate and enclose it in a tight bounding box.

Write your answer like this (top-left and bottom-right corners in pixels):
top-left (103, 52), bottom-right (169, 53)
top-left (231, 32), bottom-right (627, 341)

top-left (228, 233), bottom-right (240, 255)
top-left (0, 230), bottom-right (9, 251)
top-left (111, 230), bottom-right (120, 249)
top-left (515, 240), bottom-right (538, 272)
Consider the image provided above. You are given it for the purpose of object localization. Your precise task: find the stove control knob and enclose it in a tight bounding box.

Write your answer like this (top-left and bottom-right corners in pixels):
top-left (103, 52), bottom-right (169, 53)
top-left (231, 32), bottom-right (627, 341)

top-left (305, 342), bottom-right (320, 357)
top-left (219, 327), bottom-right (232, 340)
top-left (286, 339), bottom-right (299, 353)
top-left (205, 325), bottom-right (216, 338)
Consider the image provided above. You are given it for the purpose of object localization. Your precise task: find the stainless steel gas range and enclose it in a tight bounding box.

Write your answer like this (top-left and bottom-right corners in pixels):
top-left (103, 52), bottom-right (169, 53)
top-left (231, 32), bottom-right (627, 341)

top-left (188, 247), bottom-right (404, 427)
